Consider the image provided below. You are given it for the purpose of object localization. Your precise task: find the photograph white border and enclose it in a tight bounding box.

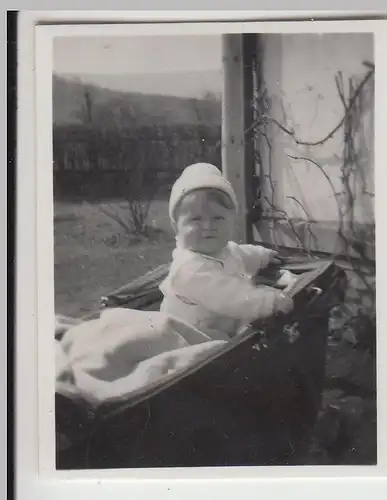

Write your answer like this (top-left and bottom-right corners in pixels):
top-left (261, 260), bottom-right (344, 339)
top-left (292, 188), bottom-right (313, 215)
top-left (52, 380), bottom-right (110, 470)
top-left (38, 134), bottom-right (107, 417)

top-left (17, 11), bottom-right (387, 500)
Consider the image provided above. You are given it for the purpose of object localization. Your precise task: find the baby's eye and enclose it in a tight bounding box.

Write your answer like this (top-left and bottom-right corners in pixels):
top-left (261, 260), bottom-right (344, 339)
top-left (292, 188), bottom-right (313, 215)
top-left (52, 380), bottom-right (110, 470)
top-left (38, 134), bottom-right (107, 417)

top-left (213, 216), bottom-right (225, 221)
top-left (191, 216), bottom-right (202, 222)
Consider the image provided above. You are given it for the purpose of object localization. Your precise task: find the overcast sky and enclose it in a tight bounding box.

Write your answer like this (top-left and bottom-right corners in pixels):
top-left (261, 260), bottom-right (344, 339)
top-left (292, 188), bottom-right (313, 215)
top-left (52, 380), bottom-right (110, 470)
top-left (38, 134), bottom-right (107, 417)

top-left (54, 35), bottom-right (222, 74)
top-left (53, 35), bottom-right (223, 97)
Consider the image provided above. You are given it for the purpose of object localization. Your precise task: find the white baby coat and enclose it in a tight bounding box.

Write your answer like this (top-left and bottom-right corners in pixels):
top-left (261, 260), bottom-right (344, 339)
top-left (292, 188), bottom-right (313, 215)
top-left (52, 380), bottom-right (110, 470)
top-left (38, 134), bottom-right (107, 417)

top-left (159, 241), bottom-right (279, 341)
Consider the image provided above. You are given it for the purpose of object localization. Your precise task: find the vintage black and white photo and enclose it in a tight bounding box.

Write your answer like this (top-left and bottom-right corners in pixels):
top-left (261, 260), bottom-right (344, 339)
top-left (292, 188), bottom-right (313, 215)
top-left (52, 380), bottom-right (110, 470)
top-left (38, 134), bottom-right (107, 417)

top-left (47, 26), bottom-right (377, 471)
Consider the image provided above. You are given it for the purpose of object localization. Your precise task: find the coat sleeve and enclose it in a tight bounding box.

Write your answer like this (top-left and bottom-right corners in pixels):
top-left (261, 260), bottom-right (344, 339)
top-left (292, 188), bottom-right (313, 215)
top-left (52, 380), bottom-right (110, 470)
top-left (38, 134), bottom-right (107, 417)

top-left (228, 241), bottom-right (277, 276)
top-left (170, 256), bottom-right (281, 322)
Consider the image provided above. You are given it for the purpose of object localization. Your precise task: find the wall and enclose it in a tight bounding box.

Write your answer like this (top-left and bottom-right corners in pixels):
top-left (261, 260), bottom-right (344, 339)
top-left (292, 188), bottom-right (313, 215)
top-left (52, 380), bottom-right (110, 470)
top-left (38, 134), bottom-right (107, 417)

top-left (255, 33), bottom-right (374, 258)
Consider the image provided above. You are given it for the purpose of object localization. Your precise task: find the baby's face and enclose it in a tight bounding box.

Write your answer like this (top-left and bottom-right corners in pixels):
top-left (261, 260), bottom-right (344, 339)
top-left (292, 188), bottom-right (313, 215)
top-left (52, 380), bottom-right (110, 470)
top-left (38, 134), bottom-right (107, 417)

top-left (175, 190), bottom-right (235, 256)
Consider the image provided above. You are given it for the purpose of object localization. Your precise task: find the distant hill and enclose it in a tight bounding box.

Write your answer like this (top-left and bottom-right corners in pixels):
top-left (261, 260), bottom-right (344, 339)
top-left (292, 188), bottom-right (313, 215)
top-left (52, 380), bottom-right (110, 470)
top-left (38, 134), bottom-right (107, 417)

top-left (60, 70), bottom-right (223, 99)
top-left (52, 75), bottom-right (222, 128)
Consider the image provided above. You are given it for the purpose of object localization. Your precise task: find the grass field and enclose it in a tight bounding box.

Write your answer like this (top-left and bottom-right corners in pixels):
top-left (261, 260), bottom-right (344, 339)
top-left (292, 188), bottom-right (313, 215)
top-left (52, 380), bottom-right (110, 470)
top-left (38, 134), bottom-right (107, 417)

top-left (54, 199), bottom-right (175, 317)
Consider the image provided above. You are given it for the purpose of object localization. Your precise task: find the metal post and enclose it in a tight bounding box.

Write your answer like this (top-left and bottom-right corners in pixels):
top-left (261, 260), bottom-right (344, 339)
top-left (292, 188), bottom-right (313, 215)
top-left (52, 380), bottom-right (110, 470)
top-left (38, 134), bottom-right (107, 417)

top-left (221, 34), bottom-right (248, 244)
top-left (242, 34), bottom-right (258, 244)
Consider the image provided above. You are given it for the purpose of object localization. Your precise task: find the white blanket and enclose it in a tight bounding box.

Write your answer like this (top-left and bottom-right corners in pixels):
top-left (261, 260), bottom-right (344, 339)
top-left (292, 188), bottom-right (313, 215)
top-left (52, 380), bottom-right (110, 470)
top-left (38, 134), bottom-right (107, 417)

top-left (56, 308), bottom-right (227, 407)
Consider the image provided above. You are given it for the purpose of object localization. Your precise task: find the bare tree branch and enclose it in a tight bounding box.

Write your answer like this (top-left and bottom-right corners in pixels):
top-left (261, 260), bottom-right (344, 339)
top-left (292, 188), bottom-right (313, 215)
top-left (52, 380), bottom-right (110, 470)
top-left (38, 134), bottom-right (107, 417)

top-left (267, 67), bottom-right (374, 147)
top-left (286, 195), bottom-right (319, 250)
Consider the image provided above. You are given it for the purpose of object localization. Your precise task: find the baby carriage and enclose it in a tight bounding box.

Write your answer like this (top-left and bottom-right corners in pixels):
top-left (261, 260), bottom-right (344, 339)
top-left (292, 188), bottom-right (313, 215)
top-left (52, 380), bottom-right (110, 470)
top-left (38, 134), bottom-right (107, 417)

top-left (55, 255), bottom-right (346, 470)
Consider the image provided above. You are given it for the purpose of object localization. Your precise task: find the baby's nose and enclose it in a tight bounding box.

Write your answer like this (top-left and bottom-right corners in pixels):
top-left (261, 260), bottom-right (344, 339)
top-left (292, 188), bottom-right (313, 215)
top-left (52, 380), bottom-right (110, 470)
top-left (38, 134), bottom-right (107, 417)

top-left (202, 218), bottom-right (212, 229)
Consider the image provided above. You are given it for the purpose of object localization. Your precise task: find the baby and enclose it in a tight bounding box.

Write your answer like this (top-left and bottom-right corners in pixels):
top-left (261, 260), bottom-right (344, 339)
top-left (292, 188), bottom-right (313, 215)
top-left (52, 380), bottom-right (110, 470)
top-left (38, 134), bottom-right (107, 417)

top-left (159, 163), bottom-right (294, 341)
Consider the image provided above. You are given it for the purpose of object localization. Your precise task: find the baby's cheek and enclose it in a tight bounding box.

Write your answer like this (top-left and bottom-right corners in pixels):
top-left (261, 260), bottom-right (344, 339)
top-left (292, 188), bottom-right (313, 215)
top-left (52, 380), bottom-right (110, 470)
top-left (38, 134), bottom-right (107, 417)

top-left (186, 225), bottom-right (199, 237)
top-left (219, 224), bottom-right (233, 241)
top-left (181, 226), bottom-right (200, 245)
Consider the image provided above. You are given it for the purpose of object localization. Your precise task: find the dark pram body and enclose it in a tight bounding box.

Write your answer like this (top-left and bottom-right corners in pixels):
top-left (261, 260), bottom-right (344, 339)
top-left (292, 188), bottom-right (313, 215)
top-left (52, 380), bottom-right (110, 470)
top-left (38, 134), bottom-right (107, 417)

top-left (56, 257), bottom-right (346, 469)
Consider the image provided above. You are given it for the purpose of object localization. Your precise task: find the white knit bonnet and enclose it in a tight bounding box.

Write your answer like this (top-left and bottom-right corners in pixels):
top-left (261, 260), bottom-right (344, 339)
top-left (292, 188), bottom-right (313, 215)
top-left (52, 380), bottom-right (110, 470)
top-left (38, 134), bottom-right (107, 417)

top-left (169, 162), bottom-right (238, 223)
